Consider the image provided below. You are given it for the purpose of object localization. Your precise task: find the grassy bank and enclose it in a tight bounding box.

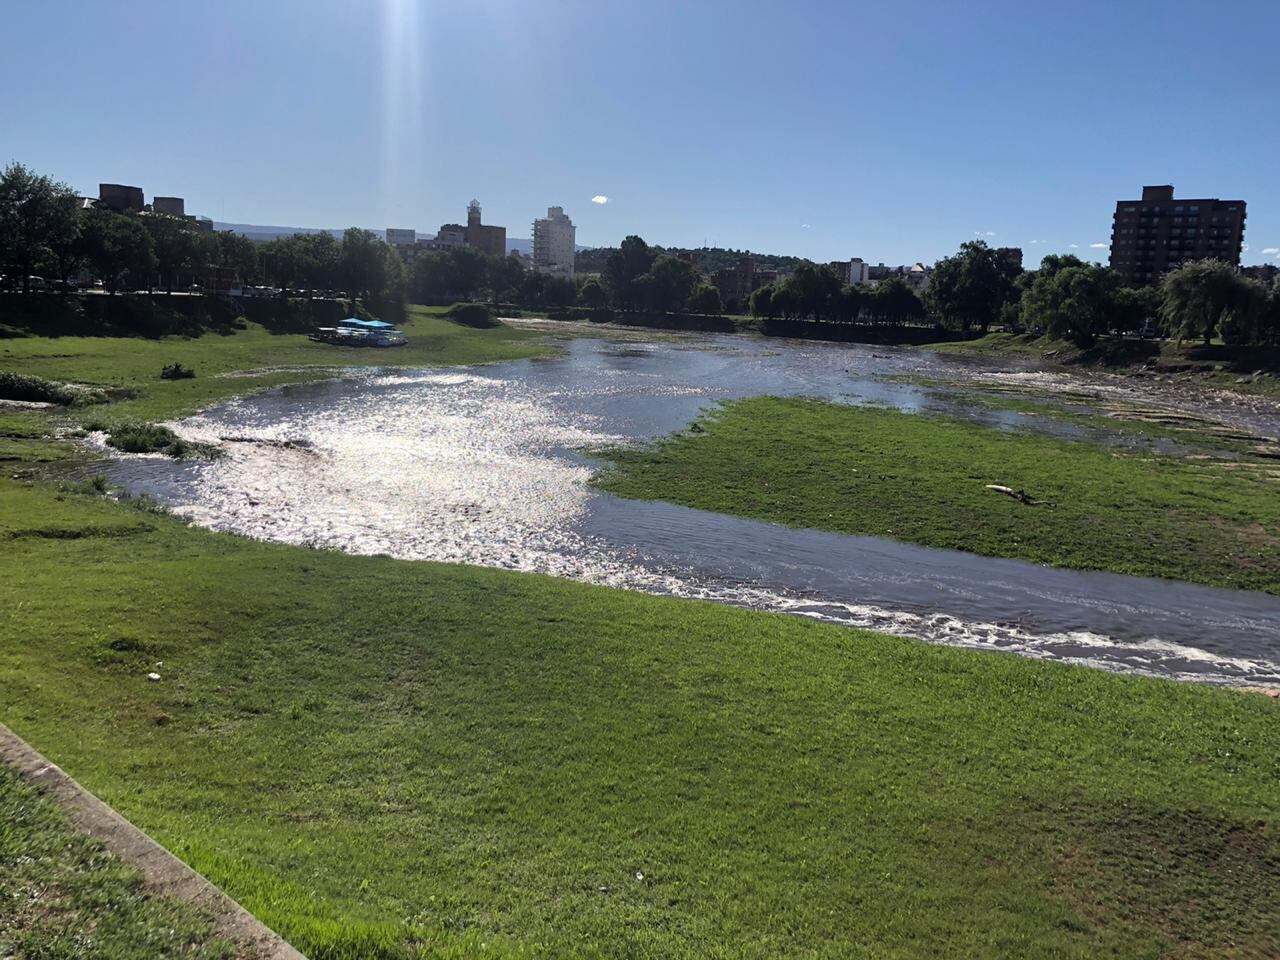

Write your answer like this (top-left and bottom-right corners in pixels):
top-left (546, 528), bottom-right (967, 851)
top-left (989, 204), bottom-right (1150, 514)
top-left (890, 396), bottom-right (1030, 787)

top-left (2, 477), bottom-right (1277, 959)
top-left (0, 764), bottom-right (235, 958)
top-left (594, 397), bottom-right (1280, 594)
top-left (2, 311), bottom-right (1278, 957)
top-left (1, 303), bottom-right (551, 425)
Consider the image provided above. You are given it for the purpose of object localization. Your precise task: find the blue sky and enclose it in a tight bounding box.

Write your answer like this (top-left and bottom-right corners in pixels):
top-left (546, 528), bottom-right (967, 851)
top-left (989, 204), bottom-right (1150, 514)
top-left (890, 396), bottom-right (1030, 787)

top-left (3, 0), bottom-right (1277, 266)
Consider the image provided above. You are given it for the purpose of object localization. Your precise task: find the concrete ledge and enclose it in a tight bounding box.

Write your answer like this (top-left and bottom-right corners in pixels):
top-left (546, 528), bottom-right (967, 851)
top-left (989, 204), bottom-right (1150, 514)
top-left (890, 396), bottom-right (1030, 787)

top-left (0, 721), bottom-right (307, 960)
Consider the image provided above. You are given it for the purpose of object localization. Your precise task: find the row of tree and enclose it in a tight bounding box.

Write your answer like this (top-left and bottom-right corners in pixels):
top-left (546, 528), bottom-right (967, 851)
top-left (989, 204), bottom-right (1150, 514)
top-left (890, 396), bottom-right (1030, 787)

top-left (925, 239), bottom-right (1280, 346)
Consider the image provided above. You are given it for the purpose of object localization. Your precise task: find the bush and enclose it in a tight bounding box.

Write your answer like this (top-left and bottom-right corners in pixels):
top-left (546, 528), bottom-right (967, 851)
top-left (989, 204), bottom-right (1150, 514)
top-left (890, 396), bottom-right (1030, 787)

top-left (447, 303), bottom-right (497, 328)
top-left (0, 370), bottom-right (108, 406)
top-left (160, 362), bottom-right (196, 380)
top-left (103, 422), bottom-right (217, 459)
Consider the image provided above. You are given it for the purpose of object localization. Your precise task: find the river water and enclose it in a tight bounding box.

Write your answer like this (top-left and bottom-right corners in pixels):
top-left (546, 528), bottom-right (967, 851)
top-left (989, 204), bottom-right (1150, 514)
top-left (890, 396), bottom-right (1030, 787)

top-left (103, 332), bottom-right (1280, 687)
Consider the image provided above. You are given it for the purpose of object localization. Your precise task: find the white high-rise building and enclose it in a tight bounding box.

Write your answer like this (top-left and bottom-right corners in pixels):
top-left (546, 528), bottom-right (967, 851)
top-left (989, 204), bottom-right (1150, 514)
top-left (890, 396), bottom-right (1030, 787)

top-left (532, 206), bottom-right (576, 277)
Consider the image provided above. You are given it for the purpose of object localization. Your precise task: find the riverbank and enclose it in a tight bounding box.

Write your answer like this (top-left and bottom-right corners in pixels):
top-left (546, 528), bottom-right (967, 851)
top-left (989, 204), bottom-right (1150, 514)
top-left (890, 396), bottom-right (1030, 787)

top-left (928, 331), bottom-right (1280, 398)
top-left (594, 396), bottom-right (1280, 594)
top-left (2, 317), bottom-right (1279, 957)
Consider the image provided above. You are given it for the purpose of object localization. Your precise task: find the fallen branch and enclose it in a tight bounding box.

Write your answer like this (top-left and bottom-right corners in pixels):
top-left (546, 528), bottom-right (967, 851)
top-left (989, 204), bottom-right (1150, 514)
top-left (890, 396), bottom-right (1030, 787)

top-left (985, 484), bottom-right (1055, 507)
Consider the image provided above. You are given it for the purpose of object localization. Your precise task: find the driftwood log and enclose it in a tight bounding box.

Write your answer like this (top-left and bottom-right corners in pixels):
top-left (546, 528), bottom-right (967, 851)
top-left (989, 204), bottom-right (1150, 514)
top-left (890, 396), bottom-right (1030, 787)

top-left (985, 484), bottom-right (1055, 507)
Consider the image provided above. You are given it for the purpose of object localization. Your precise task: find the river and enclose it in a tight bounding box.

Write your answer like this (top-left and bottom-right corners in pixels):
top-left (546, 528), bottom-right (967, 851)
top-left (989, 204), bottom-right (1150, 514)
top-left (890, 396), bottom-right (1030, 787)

top-left (102, 331), bottom-right (1280, 688)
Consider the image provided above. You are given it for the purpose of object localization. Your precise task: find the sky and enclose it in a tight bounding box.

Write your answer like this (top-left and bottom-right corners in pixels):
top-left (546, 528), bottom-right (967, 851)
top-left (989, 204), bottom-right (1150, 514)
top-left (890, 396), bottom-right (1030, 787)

top-left (3, 0), bottom-right (1278, 267)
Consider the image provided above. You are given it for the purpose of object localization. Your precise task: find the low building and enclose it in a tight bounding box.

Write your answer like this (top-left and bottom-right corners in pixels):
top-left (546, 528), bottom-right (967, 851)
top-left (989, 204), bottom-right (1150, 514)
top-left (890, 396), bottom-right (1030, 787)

top-left (99, 183), bottom-right (144, 213)
top-left (712, 254), bottom-right (778, 310)
top-left (532, 206), bottom-right (576, 277)
top-left (426, 224), bottom-right (466, 250)
top-left (153, 196), bottom-right (186, 217)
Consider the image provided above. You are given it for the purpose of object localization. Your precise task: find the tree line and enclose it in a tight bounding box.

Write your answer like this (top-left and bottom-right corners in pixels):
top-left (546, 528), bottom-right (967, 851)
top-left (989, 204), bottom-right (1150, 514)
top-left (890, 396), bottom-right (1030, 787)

top-left (925, 239), bottom-right (1280, 347)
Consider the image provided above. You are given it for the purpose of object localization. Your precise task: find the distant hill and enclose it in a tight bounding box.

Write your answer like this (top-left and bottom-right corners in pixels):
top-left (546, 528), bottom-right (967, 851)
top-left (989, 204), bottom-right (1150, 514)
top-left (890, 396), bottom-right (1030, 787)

top-left (214, 222), bottom-right (590, 257)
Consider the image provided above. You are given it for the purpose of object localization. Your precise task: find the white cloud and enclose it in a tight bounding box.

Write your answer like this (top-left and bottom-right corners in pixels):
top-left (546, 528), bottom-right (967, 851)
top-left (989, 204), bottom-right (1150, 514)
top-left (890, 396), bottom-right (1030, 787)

top-left (591, 195), bottom-right (609, 205)
top-left (1261, 247), bottom-right (1280, 255)
top-left (973, 230), bottom-right (996, 236)
top-left (1089, 242), bottom-right (1108, 249)
top-left (1068, 243), bottom-right (1079, 249)
top-left (801, 223), bottom-right (811, 229)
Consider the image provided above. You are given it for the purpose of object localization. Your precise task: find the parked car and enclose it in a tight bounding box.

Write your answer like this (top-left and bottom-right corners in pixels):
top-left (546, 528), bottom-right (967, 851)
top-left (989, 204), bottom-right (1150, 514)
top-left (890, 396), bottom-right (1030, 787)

top-left (27, 276), bottom-right (48, 291)
top-left (1139, 319), bottom-right (1160, 339)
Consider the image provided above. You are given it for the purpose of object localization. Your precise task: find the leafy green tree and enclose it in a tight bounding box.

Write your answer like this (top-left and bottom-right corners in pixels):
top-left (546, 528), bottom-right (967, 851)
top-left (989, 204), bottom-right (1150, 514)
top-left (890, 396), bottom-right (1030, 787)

top-left (784, 263), bottom-right (843, 320)
top-left (770, 283), bottom-right (798, 320)
top-left (749, 284), bottom-right (775, 320)
top-left (689, 283), bottom-right (722, 315)
top-left (1020, 260), bottom-right (1122, 346)
top-left (413, 250), bottom-right (455, 303)
top-left (834, 284), bottom-right (864, 323)
top-left (74, 208), bottom-right (155, 293)
top-left (925, 240), bottom-right (1021, 331)
top-left (1160, 260), bottom-right (1256, 346)
top-left (638, 255), bottom-right (697, 314)
top-left (339, 228), bottom-right (387, 299)
top-left (543, 275), bottom-right (578, 308)
top-left (141, 213), bottom-right (203, 292)
top-left (487, 255), bottom-right (525, 302)
top-left (578, 277), bottom-right (609, 309)
top-left (0, 161), bottom-right (80, 291)
top-left (604, 235), bottom-right (656, 310)
top-left (204, 231), bottom-right (259, 282)
top-left (1113, 285), bottom-right (1161, 336)
top-left (871, 277), bottom-right (925, 325)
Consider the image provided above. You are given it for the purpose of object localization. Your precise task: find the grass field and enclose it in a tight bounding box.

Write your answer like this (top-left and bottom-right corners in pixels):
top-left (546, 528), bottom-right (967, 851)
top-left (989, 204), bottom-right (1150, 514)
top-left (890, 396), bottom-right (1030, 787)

top-left (2, 478), bottom-right (1277, 959)
top-left (0, 304), bottom-right (551, 424)
top-left (2, 312), bottom-right (1278, 957)
top-left (0, 764), bottom-right (235, 959)
top-left (594, 396), bottom-right (1280, 594)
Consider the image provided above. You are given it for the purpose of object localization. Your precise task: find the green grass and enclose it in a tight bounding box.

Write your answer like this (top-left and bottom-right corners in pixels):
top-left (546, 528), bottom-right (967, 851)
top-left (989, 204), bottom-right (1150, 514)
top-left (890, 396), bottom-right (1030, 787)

top-left (594, 396), bottom-right (1280, 594)
top-left (0, 764), bottom-right (235, 959)
top-left (2, 311), bottom-right (1278, 957)
top-left (0, 304), bottom-right (551, 424)
top-left (1, 478), bottom-right (1277, 959)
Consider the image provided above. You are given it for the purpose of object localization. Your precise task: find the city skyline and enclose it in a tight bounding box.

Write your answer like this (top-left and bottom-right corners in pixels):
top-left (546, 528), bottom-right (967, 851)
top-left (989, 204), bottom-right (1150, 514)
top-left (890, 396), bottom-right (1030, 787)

top-left (2, 0), bottom-right (1277, 267)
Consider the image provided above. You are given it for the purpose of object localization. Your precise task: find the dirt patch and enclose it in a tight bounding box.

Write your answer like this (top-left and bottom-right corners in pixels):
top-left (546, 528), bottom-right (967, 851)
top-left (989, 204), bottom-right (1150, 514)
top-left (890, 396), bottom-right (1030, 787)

top-left (1052, 804), bottom-right (1280, 958)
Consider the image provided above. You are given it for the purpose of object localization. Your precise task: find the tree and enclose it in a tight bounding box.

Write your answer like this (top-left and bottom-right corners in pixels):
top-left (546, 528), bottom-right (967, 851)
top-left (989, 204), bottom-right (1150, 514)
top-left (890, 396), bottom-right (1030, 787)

top-left (638, 254), bottom-right (697, 314)
top-left (604, 235), bottom-right (656, 310)
top-left (578, 276), bottom-right (609, 309)
top-left (1020, 260), bottom-right (1122, 346)
top-left (74, 208), bottom-right (155, 293)
top-left (543, 275), bottom-right (578, 308)
top-left (142, 213), bottom-right (202, 292)
top-left (871, 277), bottom-right (924, 325)
top-left (339, 227), bottom-right (387, 299)
top-left (1160, 260), bottom-right (1256, 346)
top-left (689, 283), bottom-right (722, 315)
top-left (487, 255), bottom-right (525, 302)
top-left (834, 284), bottom-right (864, 323)
top-left (925, 240), bottom-right (1021, 332)
top-left (1113, 285), bottom-right (1161, 336)
top-left (205, 230), bottom-right (259, 283)
top-left (785, 262), bottom-right (843, 320)
top-left (0, 161), bottom-right (80, 291)
top-left (749, 284), bottom-right (775, 320)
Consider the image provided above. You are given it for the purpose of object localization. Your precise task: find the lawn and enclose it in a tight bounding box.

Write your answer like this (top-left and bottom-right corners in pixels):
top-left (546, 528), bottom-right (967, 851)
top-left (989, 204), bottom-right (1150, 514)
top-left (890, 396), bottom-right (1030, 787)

top-left (0, 304), bottom-right (552, 424)
top-left (0, 763), bottom-right (235, 959)
top-left (1, 313), bottom-right (1278, 958)
top-left (1, 478), bottom-right (1277, 959)
top-left (594, 396), bottom-right (1280, 593)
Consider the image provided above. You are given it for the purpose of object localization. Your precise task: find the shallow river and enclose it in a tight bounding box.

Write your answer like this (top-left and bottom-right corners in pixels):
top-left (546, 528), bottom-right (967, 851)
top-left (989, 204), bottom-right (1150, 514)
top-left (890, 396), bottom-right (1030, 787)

top-left (105, 333), bottom-right (1280, 687)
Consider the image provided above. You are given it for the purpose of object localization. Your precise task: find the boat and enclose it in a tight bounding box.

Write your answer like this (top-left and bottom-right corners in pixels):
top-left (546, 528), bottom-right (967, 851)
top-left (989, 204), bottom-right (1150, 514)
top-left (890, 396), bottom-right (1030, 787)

top-left (309, 317), bottom-right (407, 347)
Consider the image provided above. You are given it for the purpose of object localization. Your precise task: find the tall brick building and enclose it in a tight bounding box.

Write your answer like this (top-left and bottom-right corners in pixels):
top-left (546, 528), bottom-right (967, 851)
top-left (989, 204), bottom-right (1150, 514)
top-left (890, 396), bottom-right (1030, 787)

top-left (1109, 185), bottom-right (1246, 286)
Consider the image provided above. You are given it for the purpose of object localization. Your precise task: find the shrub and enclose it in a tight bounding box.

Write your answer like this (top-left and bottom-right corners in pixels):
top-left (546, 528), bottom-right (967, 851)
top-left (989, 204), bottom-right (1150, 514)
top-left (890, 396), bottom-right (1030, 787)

top-left (447, 303), bottom-right (497, 328)
top-left (0, 370), bottom-right (108, 406)
top-left (160, 362), bottom-right (196, 380)
top-left (103, 422), bottom-right (218, 459)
